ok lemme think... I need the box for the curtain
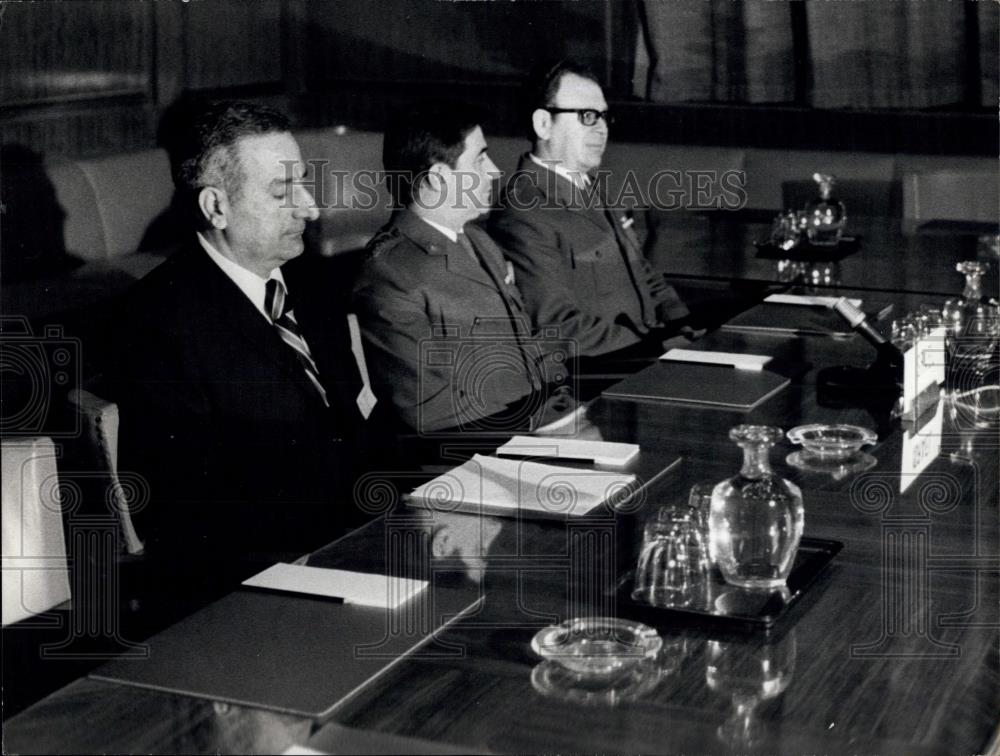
[808,2,965,109]
[633,1,794,103]
[979,0,998,108]
[635,0,996,109]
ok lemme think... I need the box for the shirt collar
[197,232,285,322]
[417,216,459,244]
[529,153,591,189]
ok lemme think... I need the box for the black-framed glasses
[545,107,613,127]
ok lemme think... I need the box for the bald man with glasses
[492,61,694,361]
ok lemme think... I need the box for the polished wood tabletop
[5,289,998,751]
[650,210,1000,298]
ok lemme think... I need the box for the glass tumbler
[632,512,710,608]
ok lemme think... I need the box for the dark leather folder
[601,361,789,411]
[91,585,481,718]
[721,301,892,339]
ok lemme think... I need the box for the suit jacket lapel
[186,244,332,408]
[394,211,497,291]
[466,224,529,318]
[516,154,610,234]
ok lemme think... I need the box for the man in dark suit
[110,101,381,614]
[353,101,572,435]
[491,61,694,359]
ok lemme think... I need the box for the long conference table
[5,213,999,755]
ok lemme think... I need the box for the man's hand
[534,386,577,429]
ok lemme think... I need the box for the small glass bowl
[531,617,662,676]
[786,424,877,461]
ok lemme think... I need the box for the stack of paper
[496,435,639,468]
[409,454,636,518]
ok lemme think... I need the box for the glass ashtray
[530,659,662,706]
[531,617,662,676]
[786,424,877,461]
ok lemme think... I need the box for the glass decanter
[803,172,846,246]
[709,426,804,590]
[941,261,1000,394]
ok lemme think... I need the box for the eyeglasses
[544,108,614,127]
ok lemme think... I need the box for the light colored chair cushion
[66,388,144,555]
[1,436,71,626]
[76,149,175,260]
[902,170,999,224]
[46,160,107,261]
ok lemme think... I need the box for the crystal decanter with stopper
[941,261,1000,418]
[709,425,804,590]
[803,172,846,246]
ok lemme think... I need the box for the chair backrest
[66,388,144,555]
[903,170,999,224]
[1,436,71,626]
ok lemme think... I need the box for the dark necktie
[264,278,330,407]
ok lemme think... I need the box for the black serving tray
[615,536,843,631]
[754,237,860,261]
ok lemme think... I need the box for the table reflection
[705,629,798,750]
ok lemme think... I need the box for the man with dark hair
[110,100,380,616]
[353,100,572,434]
[491,61,693,359]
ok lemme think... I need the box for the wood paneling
[0,1,150,105]
[304,0,609,88]
[0,1,993,161]
[183,0,284,90]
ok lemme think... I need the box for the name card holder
[899,398,944,494]
[900,326,947,421]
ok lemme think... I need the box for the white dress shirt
[197,232,284,323]
[419,216,459,243]
[529,152,591,189]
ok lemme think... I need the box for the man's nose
[294,186,320,221]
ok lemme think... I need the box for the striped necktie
[264,278,330,407]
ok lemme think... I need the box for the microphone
[817,297,903,397]
[832,298,901,363]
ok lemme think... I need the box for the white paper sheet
[765,293,862,309]
[660,348,772,371]
[243,564,427,608]
[496,436,639,468]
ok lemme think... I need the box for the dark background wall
[0,0,996,160]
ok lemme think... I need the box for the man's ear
[197,186,228,230]
[422,162,449,195]
[532,108,552,141]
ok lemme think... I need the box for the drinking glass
[632,512,710,608]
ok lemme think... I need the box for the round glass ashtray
[786,424,877,461]
[530,659,662,706]
[786,450,877,480]
[531,617,662,676]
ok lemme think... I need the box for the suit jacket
[353,211,557,433]
[491,154,688,357]
[109,240,374,593]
